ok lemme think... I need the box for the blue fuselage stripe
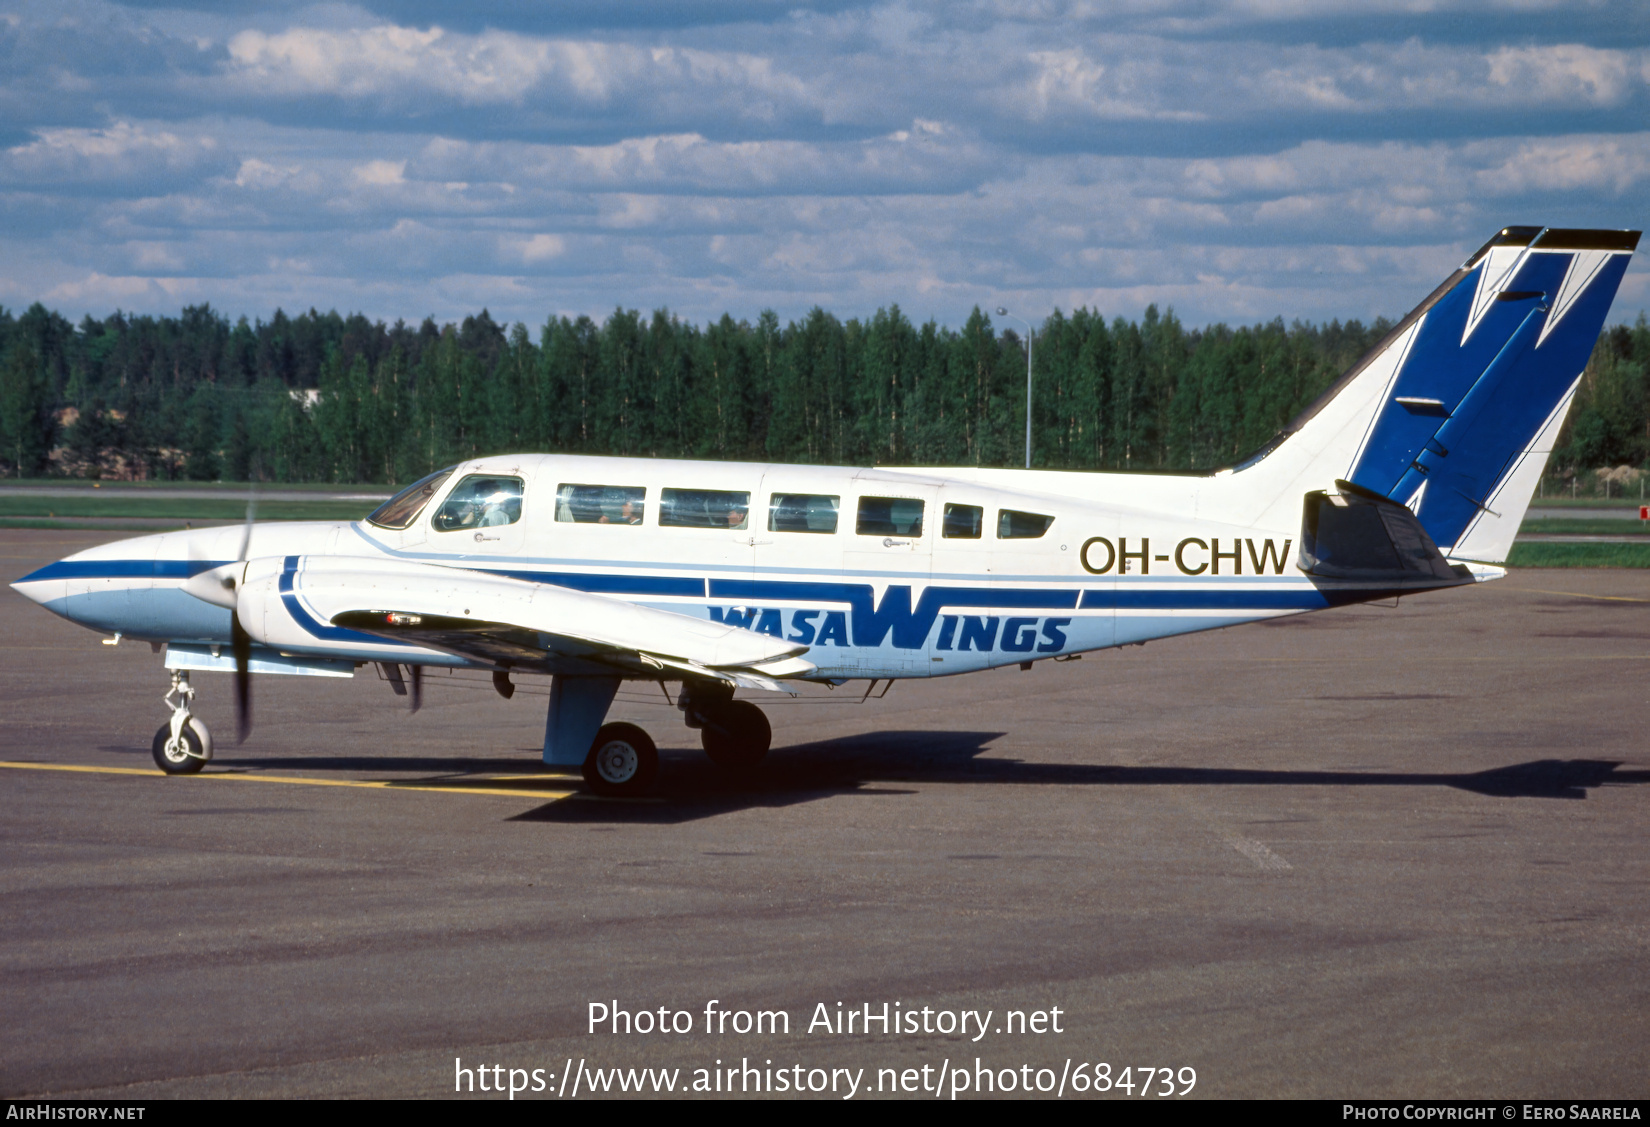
[21,559,1329,623]
[16,559,231,582]
[490,569,706,596]
[1085,589,1329,610]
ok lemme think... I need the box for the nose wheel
[152,670,213,775]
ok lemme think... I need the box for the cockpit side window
[366,467,456,529]
[432,475,525,532]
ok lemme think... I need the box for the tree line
[0,301,1645,485]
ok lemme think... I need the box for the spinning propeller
[230,489,256,742]
[180,492,257,741]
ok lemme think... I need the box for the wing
[239,555,815,689]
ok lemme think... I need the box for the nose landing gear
[152,670,213,775]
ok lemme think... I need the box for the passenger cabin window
[432,474,524,532]
[661,488,750,530]
[367,466,455,529]
[769,493,839,534]
[943,503,983,539]
[556,483,645,525]
[998,509,1054,539]
[857,496,924,537]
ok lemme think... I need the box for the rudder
[1235,226,1639,563]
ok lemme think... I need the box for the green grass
[0,478,388,494]
[1517,518,1650,535]
[1525,495,1648,509]
[1506,541,1650,568]
[0,497,375,520]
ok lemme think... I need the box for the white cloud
[1471,136,1650,195]
[227,25,555,104]
[41,271,195,304]
[516,233,566,263]
[233,157,313,190]
[1013,47,1208,121]
[1485,44,1636,106]
[1,122,219,183]
[351,159,405,186]
[222,23,813,116]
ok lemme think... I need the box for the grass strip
[1518,519,1650,535]
[1524,496,1648,510]
[0,479,390,494]
[1506,541,1650,568]
[0,497,373,520]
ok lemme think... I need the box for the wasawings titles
[588,1000,1066,1042]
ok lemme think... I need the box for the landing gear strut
[680,680,771,771]
[151,669,213,775]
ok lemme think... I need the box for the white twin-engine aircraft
[10,227,1641,795]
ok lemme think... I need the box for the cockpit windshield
[366,467,456,529]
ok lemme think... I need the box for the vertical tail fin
[1236,226,1639,562]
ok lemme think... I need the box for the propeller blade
[409,665,423,713]
[237,487,258,562]
[232,483,257,742]
[232,613,253,743]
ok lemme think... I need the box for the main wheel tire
[582,722,659,797]
[701,700,771,771]
[151,723,206,775]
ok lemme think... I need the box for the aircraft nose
[9,562,69,610]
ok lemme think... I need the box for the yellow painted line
[0,760,576,800]
[1507,587,1650,604]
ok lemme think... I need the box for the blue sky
[2,0,1647,331]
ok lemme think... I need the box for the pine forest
[1,301,1647,487]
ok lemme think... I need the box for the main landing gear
[572,679,772,798]
[680,680,771,771]
[582,723,659,797]
[152,669,213,775]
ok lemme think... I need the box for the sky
[2,0,1648,333]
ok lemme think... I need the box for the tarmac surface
[1,529,1647,1100]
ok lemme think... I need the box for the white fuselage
[12,453,1350,681]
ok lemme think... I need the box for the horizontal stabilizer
[1299,482,1471,588]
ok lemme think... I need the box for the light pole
[996,306,1034,469]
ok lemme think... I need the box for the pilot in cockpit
[479,499,511,526]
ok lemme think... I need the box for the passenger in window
[601,499,642,525]
[725,502,748,530]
